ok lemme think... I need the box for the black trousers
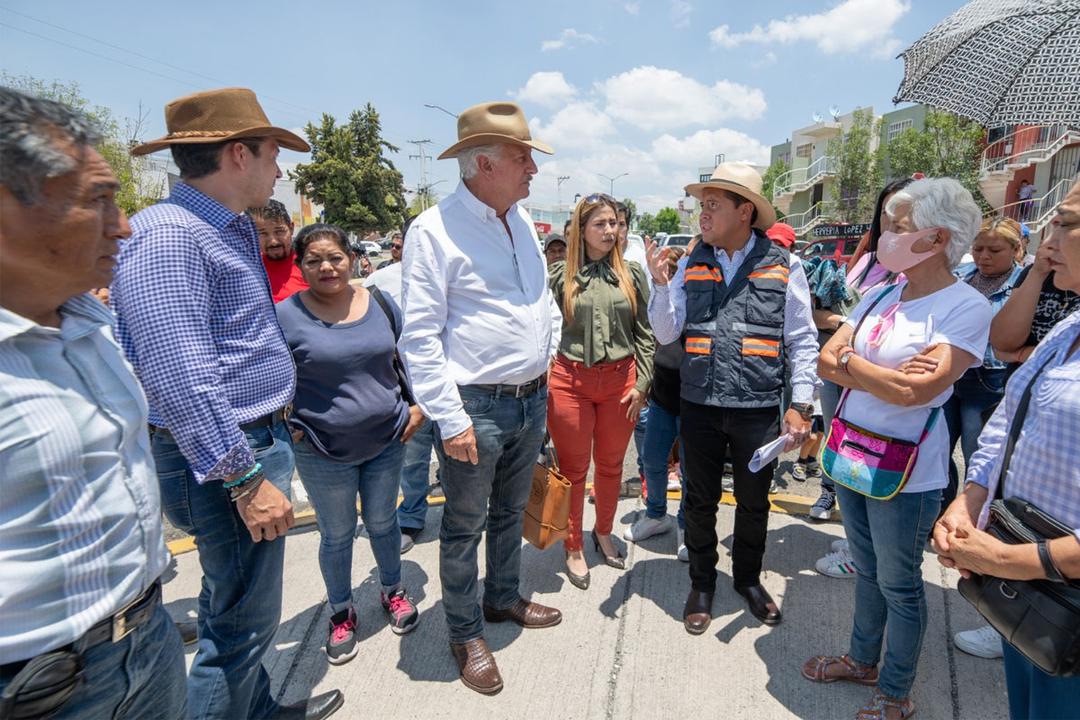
[680,400,779,592]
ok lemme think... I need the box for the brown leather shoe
[683,590,714,635]
[735,584,782,625]
[482,599,562,629]
[450,638,503,695]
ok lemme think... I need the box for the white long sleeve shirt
[647,234,820,404]
[400,181,562,438]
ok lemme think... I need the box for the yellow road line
[166,488,833,557]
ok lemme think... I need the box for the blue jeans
[944,367,1006,507]
[434,384,547,643]
[836,484,941,699]
[819,380,842,493]
[642,400,686,528]
[1002,640,1080,719]
[633,402,649,476]
[0,604,186,720]
[152,421,294,720]
[294,437,405,604]
[398,420,437,531]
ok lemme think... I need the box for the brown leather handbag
[523,440,571,550]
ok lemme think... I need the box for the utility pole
[408,139,433,211]
[556,175,571,212]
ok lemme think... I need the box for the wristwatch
[789,402,814,421]
[839,349,856,372]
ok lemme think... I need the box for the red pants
[547,354,637,552]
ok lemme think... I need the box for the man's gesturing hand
[645,240,672,286]
[443,426,479,465]
[235,480,295,542]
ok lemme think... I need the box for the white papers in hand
[748,433,793,473]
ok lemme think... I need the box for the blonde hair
[978,216,1022,250]
[561,195,637,323]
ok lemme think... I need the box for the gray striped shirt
[0,294,169,663]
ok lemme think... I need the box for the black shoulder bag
[957,355,1080,677]
[369,286,416,406]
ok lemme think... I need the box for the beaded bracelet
[223,463,262,489]
[228,473,265,503]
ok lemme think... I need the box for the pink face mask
[877,228,940,273]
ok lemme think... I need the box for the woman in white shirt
[801,178,992,720]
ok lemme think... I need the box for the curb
[166,488,835,557]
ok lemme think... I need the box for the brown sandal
[801,654,880,686]
[855,691,915,720]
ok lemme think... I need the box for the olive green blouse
[548,258,656,393]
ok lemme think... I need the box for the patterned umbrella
[894,0,1080,126]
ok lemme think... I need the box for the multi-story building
[979,124,1080,245]
[768,105,929,242]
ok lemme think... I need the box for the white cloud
[541,28,599,52]
[529,102,616,151]
[598,66,766,131]
[624,2,640,15]
[511,72,578,109]
[671,0,692,28]
[651,129,771,168]
[709,0,910,57]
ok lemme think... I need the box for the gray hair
[885,177,981,269]
[456,143,503,180]
[0,86,103,205]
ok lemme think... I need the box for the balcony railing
[784,200,837,236]
[986,174,1079,234]
[981,125,1079,176]
[773,155,839,201]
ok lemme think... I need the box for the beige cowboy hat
[684,161,776,231]
[437,101,554,160]
[131,87,310,156]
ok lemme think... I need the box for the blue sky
[1,0,969,212]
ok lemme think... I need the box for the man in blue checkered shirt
[111,88,343,720]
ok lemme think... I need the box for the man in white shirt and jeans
[401,102,563,696]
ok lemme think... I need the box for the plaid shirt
[968,309,1080,541]
[111,183,295,483]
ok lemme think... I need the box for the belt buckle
[111,586,148,642]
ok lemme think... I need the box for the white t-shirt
[839,279,992,493]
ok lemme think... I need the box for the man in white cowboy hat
[110,88,344,720]
[646,162,819,633]
[400,101,564,695]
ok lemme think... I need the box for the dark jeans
[398,420,437,531]
[819,379,842,493]
[1002,640,1080,719]
[680,401,779,591]
[434,384,547,643]
[0,604,186,720]
[152,421,294,720]
[633,402,649,476]
[642,399,686,528]
[943,367,1006,508]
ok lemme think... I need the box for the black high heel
[591,529,626,570]
[564,551,590,590]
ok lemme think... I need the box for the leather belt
[465,374,547,399]
[150,408,287,439]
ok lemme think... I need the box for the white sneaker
[815,548,857,578]
[667,465,682,491]
[830,538,849,554]
[624,515,671,543]
[954,625,1003,659]
[676,527,688,562]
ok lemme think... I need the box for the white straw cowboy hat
[132,87,310,156]
[437,101,554,160]
[684,161,777,231]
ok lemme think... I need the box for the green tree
[883,110,988,209]
[655,207,681,234]
[620,197,638,225]
[1,72,163,215]
[760,158,789,220]
[828,108,882,224]
[290,104,406,234]
[407,185,440,216]
[637,211,658,236]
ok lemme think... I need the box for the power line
[0,11,316,122]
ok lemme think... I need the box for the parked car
[798,237,862,265]
[361,241,382,256]
[662,234,694,248]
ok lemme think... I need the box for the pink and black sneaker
[380,587,419,635]
[325,607,359,665]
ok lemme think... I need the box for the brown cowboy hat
[131,87,310,156]
[437,101,553,160]
[684,161,777,231]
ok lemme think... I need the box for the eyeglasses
[581,193,616,206]
[390,244,403,250]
